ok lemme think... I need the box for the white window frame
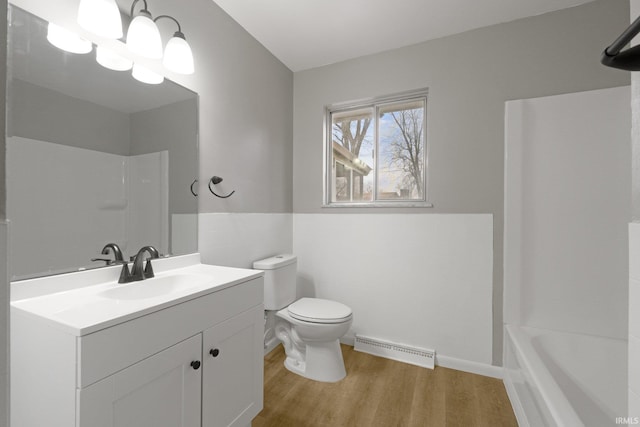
[323,88,432,207]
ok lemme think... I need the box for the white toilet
[253,254,353,382]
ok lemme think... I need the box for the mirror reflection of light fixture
[127,0,163,59]
[132,63,164,84]
[96,46,134,71]
[77,0,123,39]
[154,15,194,75]
[75,0,196,83]
[46,23,92,54]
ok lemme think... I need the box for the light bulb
[163,33,194,74]
[47,23,92,54]
[77,0,123,39]
[126,10,163,59]
[96,46,133,71]
[132,63,164,85]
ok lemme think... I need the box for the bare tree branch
[388,109,424,196]
[333,117,371,156]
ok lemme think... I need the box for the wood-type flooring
[253,344,518,427]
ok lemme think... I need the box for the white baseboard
[312,336,503,379]
[340,335,355,346]
[354,334,435,369]
[435,354,503,379]
[264,338,280,356]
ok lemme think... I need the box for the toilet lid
[287,298,352,324]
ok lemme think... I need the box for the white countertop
[10,254,264,336]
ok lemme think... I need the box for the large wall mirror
[7,5,199,281]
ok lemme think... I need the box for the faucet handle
[144,259,155,278]
[91,257,113,265]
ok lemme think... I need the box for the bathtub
[503,325,627,427]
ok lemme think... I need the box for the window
[324,89,430,207]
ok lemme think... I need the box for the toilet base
[283,339,346,383]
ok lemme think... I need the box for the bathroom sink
[100,274,209,300]
[10,254,265,336]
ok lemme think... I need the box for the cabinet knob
[209,348,220,357]
[191,360,201,370]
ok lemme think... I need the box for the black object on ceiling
[601,15,640,71]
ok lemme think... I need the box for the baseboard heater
[354,334,435,369]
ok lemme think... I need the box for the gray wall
[0,1,4,219]
[293,0,630,364]
[149,0,294,214]
[10,79,131,155]
[1,0,7,424]
[130,99,198,216]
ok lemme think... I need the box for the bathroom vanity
[10,254,264,427]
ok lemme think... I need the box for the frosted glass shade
[77,0,123,39]
[163,35,194,75]
[126,11,163,59]
[132,63,164,85]
[47,23,92,54]
[96,46,133,71]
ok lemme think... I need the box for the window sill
[321,201,434,208]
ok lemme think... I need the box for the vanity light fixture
[46,23,92,54]
[126,0,163,59]
[155,15,195,75]
[75,0,196,82]
[132,63,164,84]
[96,46,134,71]
[77,0,123,39]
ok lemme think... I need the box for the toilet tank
[253,254,297,310]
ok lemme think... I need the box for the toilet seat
[287,298,352,324]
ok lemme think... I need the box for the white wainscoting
[198,212,494,370]
[0,222,8,427]
[172,214,198,256]
[198,213,293,269]
[630,223,640,419]
[293,213,494,366]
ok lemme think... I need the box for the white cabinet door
[202,305,264,427]
[77,334,202,427]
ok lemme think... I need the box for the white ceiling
[212,0,596,72]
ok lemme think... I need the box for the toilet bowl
[275,298,352,382]
[253,255,353,383]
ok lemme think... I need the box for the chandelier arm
[154,14,182,34]
[130,0,149,18]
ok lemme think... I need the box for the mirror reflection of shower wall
[6,6,199,280]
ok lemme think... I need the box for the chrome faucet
[119,245,160,283]
[92,243,124,265]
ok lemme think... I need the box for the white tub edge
[503,368,531,427]
[504,325,584,427]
